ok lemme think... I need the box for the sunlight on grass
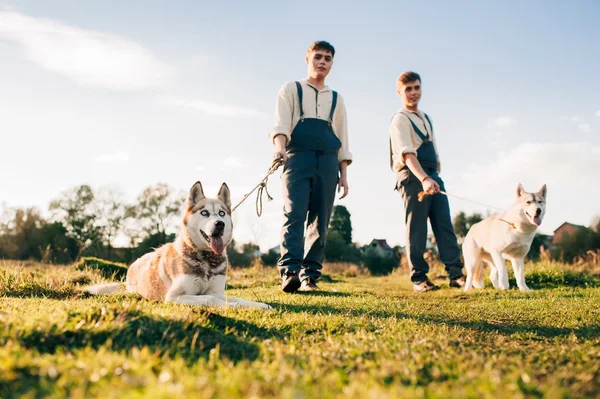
[0,259,599,398]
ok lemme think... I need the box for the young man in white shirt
[269,41,352,293]
[389,71,465,292]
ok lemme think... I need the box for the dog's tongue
[209,236,224,255]
[533,216,542,226]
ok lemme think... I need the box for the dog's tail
[472,259,485,289]
[84,282,126,295]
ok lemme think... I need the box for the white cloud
[0,10,174,90]
[223,156,246,168]
[157,95,268,119]
[454,142,600,232]
[595,110,600,118]
[487,116,517,128]
[578,123,591,133]
[96,151,129,162]
[561,116,592,133]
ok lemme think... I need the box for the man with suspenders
[269,41,352,293]
[389,71,465,292]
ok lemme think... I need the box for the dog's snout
[214,220,225,229]
[535,208,541,217]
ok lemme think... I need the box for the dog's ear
[217,182,231,210]
[188,181,205,209]
[537,184,547,200]
[516,183,525,198]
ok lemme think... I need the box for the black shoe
[413,280,440,293]
[299,278,319,292]
[281,271,301,293]
[449,275,466,288]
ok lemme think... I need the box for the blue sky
[1,0,599,250]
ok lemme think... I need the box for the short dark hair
[397,71,421,86]
[307,41,335,57]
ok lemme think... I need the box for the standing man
[269,41,352,293]
[389,71,465,292]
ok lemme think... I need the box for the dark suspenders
[403,112,432,142]
[295,81,337,122]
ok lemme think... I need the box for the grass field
[1,258,599,398]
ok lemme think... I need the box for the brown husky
[85,181,272,309]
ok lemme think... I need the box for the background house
[551,222,587,246]
[363,239,403,257]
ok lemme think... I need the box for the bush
[362,247,400,276]
[74,257,129,280]
[261,249,279,266]
[525,268,599,288]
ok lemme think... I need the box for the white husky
[462,183,547,292]
[85,181,271,309]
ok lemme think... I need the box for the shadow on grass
[282,301,600,340]
[0,285,80,300]
[14,309,285,366]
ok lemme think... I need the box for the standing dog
[462,183,547,292]
[85,181,272,309]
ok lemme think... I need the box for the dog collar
[499,219,517,229]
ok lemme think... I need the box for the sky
[1,0,599,251]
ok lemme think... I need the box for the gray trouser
[397,170,463,284]
[278,151,338,281]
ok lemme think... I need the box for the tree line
[0,183,185,264]
[1,183,598,268]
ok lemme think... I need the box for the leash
[231,157,283,216]
[418,190,506,211]
[419,190,517,229]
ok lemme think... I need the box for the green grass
[0,259,599,398]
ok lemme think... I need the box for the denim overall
[278,81,342,282]
[395,112,463,284]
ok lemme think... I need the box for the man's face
[399,80,421,108]
[306,49,333,80]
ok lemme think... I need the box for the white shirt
[269,79,352,164]
[389,108,441,173]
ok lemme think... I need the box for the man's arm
[269,83,294,163]
[334,94,351,199]
[338,160,349,199]
[404,154,440,195]
[389,113,439,195]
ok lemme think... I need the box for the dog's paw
[253,302,272,310]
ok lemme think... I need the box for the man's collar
[401,107,423,117]
[303,79,330,92]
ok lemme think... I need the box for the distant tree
[329,205,352,244]
[362,247,399,276]
[0,206,77,263]
[226,239,253,267]
[128,183,185,243]
[94,185,127,254]
[261,249,279,266]
[242,243,260,256]
[527,233,551,261]
[324,230,347,262]
[49,185,101,259]
[453,211,483,239]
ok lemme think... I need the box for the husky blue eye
[218,210,225,217]
[201,210,209,217]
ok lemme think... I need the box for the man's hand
[422,176,440,195]
[273,135,288,164]
[338,175,349,199]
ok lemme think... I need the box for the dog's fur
[85,181,271,309]
[462,183,547,292]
